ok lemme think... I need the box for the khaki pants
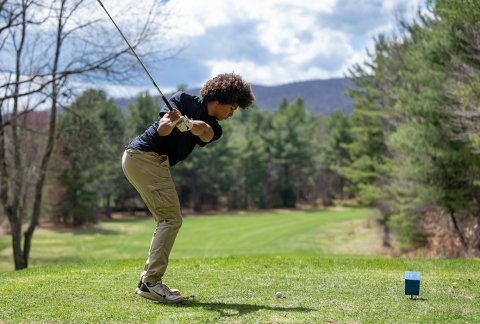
[122,149,182,284]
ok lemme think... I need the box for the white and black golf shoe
[136,276,182,296]
[136,279,185,303]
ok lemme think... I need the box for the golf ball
[275,291,283,298]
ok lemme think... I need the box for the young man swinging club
[122,72,255,303]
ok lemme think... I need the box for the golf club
[96,0,173,111]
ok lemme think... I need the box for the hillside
[115,77,354,115]
[251,77,354,114]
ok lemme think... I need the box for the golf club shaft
[96,0,173,110]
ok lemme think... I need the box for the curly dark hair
[200,73,255,109]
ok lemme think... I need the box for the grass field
[0,208,479,323]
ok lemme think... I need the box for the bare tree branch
[1,0,179,270]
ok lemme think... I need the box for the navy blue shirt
[127,92,222,166]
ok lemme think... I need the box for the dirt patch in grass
[330,218,394,256]
[296,214,395,257]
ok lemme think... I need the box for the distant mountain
[250,78,354,114]
[115,77,354,115]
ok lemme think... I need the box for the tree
[342,1,480,255]
[95,94,129,219]
[320,110,352,203]
[341,33,409,247]
[172,120,239,212]
[57,89,126,224]
[226,106,270,209]
[263,99,318,207]
[388,1,480,255]
[128,91,160,137]
[387,19,457,249]
[0,0,176,270]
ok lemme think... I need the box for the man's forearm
[191,120,213,142]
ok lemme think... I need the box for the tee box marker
[405,271,421,299]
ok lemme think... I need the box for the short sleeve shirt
[127,92,223,166]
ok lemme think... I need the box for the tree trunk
[379,206,392,248]
[105,194,112,219]
[4,0,28,270]
[10,212,27,269]
[22,0,63,266]
[382,222,392,248]
[472,216,480,256]
[192,172,202,212]
[449,211,467,252]
[339,177,344,200]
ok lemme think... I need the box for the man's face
[214,103,238,121]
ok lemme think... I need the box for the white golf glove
[175,115,193,132]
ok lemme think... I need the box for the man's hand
[167,109,182,127]
[176,116,193,132]
[157,108,182,136]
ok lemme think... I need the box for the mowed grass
[0,208,479,323]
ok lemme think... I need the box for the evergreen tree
[321,110,353,203]
[263,99,318,207]
[171,120,238,212]
[128,91,161,137]
[389,2,480,253]
[92,96,128,219]
[228,106,270,209]
[342,35,406,246]
[57,89,127,224]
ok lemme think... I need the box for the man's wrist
[176,116,193,132]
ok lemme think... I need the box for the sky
[96,0,426,97]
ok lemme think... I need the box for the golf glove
[176,115,193,132]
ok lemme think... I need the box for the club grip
[161,95,174,111]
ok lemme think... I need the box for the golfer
[122,73,255,303]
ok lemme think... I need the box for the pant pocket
[147,182,180,219]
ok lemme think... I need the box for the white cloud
[164,1,231,34]
[163,0,336,39]
[26,0,425,97]
[201,25,355,86]
[159,0,424,88]
[97,84,175,98]
[205,58,343,86]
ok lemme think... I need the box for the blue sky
[97,0,425,97]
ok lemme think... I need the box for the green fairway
[0,209,479,323]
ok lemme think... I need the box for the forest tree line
[51,90,348,220]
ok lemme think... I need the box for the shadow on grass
[41,227,121,236]
[38,217,151,236]
[172,300,315,318]
[37,222,122,235]
[102,216,150,224]
[408,297,429,301]
[71,227,120,236]
[27,256,91,268]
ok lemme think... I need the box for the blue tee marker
[405,271,421,299]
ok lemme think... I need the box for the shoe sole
[135,287,182,296]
